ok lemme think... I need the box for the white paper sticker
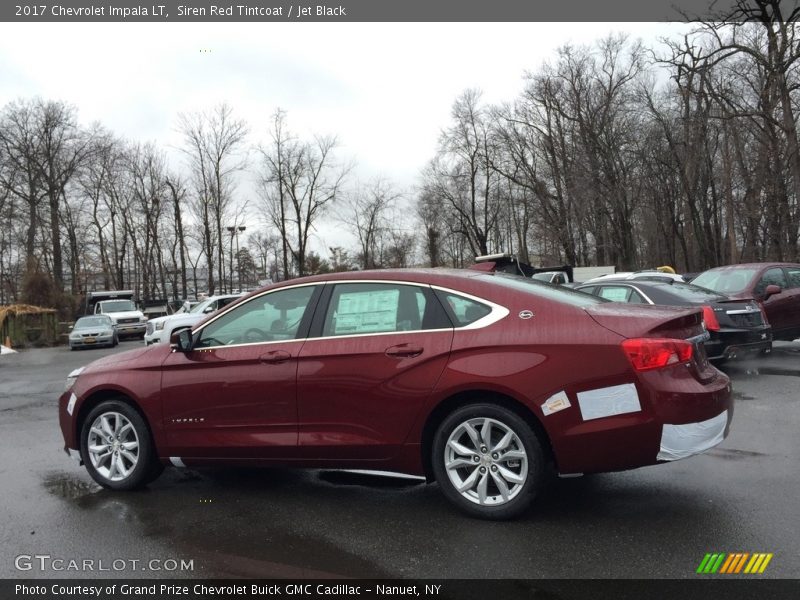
[577,383,641,421]
[542,391,571,416]
[658,410,728,461]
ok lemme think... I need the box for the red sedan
[59,269,732,519]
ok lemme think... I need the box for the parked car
[582,270,687,284]
[575,279,772,361]
[59,269,731,519]
[143,294,242,345]
[84,291,147,339]
[692,263,800,341]
[68,315,118,350]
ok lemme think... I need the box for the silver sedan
[68,315,118,350]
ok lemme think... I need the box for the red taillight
[621,338,694,371]
[701,305,720,331]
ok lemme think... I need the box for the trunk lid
[585,304,715,381]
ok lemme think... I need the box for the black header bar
[1,0,763,23]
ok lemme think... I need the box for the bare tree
[178,103,249,294]
[259,110,350,278]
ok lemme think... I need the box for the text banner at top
[2,0,760,22]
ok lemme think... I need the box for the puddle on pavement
[43,472,103,501]
[706,448,767,460]
[317,470,425,488]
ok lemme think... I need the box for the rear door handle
[385,344,423,358]
[260,350,291,364]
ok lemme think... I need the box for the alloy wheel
[87,412,140,482]
[444,417,528,506]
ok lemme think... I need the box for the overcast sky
[0,22,689,253]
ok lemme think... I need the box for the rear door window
[598,286,633,302]
[322,283,449,336]
[784,267,800,288]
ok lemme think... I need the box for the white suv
[144,294,243,345]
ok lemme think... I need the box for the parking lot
[0,340,798,579]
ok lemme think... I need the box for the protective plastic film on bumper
[657,410,728,461]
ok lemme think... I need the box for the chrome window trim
[429,285,510,330]
[187,279,509,351]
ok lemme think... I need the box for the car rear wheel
[80,400,162,490]
[432,403,544,520]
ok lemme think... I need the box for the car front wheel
[432,403,544,520]
[80,400,161,490]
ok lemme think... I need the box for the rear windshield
[692,268,759,294]
[488,273,608,307]
[658,282,727,302]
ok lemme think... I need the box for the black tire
[432,403,544,520]
[79,399,162,490]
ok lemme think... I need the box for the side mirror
[764,284,782,300]
[203,306,215,313]
[173,329,194,352]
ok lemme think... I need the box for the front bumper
[69,334,115,348]
[115,323,146,337]
[144,330,163,345]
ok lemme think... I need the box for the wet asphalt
[0,340,798,579]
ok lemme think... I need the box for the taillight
[621,338,694,371]
[701,305,720,331]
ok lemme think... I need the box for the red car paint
[692,262,800,341]
[59,269,732,477]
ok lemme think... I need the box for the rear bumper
[553,367,732,474]
[657,409,729,461]
[706,328,772,361]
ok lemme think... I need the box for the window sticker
[333,289,399,334]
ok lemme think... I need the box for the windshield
[490,273,607,307]
[75,316,111,328]
[99,300,135,312]
[691,268,759,294]
[189,298,214,313]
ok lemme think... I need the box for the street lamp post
[226,225,247,293]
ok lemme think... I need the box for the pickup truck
[83,291,147,339]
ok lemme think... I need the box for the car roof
[263,268,485,290]
[704,262,799,270]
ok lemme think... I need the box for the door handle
[259,350,291,364]
[385,344,423,358]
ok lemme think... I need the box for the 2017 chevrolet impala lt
[59,269,732,519]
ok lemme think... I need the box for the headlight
[102,330,113,336]
[65,366,85,391]
[69,332,81,339]
[140,316,148,323]
[155,321,165,330]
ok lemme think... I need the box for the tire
[113,334,119,347]
[432,403,544,520]
[79,399,162,490]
